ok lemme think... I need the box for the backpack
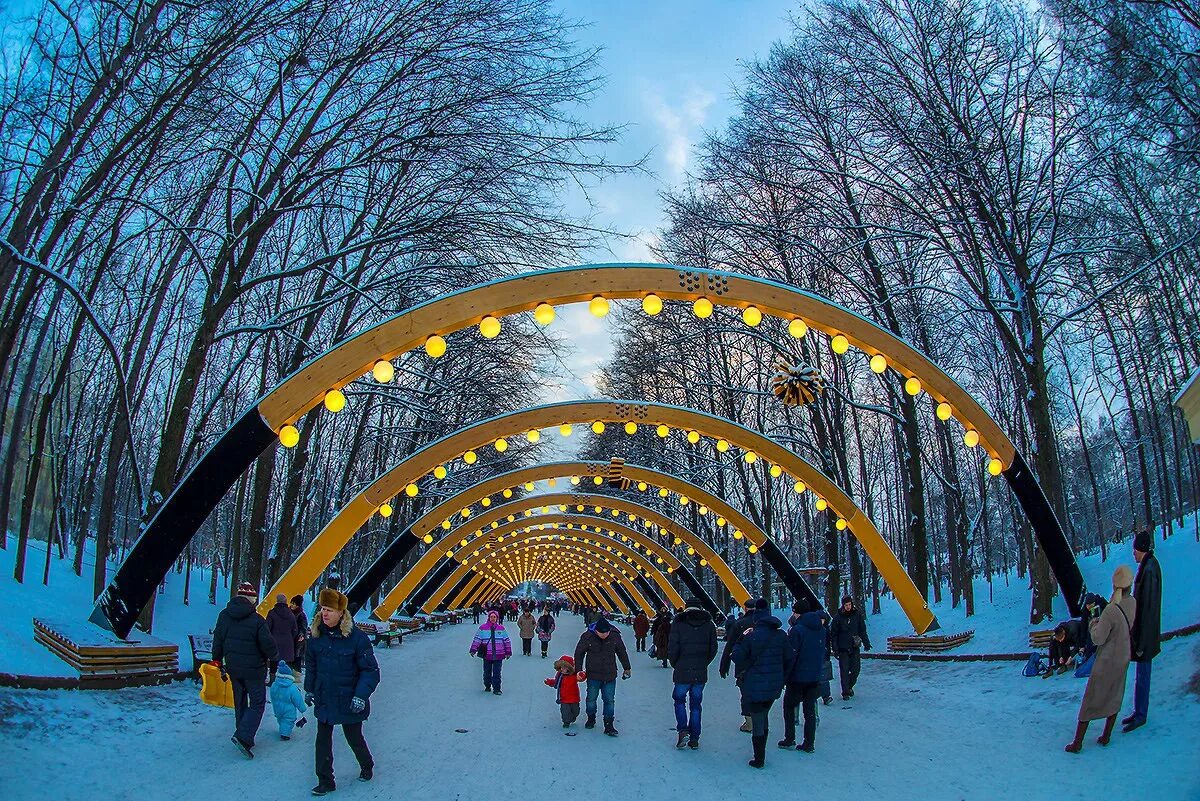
[1022,652,1045,677]
[1074,652,1095,678]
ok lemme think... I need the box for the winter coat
[667,608,718,684]
[212,596,278,678]
[632,614,650,637]
[266,602,299,663]
[270,665,307,735]
[293,607,309,644]
[719,612,752,678]
[1130,553,1162,661]
[651,613,673,653]
[573,623,631,683]
[830,607,872,652]
[545,656,586,704]
[470,622,513,660]
[517,613,537,639]
[303,614,380,726]
[731,612,792,703]
[786,611,830,684]
[537,613,556,642]
[1078,594,1136,722]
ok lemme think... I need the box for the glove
[218,664,228,683]
[719,669,728,679]
[305,693,315,707]
[296,716,307,728]
[350,697,366,714]
[621,669,631,680]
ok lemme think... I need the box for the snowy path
[1,614,1197,800]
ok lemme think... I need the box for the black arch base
[671,565,725,624]
[437,571,477,612]
[403,560,460,617]
[90,408,277,637]
[757,540,827,614]
[1004,451,1087,617]
[634,575,664,612]
[346,527,419,616]
[611,583,639,612]
[594,585,621,612]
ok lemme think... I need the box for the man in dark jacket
[667,598,718,749]
[212,581,278,758]
[574,617,632,736]
[719,601,754,732]
[305,588,381,796]
[731,599,792,768]
[1124,528,1162,733]
[289,595,309,672]
[266,593,298,682]
[830,595,871,700]
[780,599,830,751]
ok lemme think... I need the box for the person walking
[470,610,513,694]
[471,602,482,625]
[667,597,718,749]
[830,595,871,700]
[719,601,755,732]
[212,581,278,759]
[517,609,537,656]
[632,611,650,652]
[732,599,791,768]
[269,662,307,740]
[290,595,309,672]
[304,588,380,796]
[544,655,586,729]
[537,608,556,658]
[1124,528,1162,733]
[266,593,299,683]
[1066,565,1137,753]
[574,618,632,736]
[780,599,829,752]
[651,608,673,668]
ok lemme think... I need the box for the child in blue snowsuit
[270,661,307,739]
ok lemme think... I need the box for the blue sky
[545,0,797,408]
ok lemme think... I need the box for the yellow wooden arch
[265,400,933,632]
[455,548,641,612]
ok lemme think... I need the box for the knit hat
[275,662,293,677]
[290,595,304,607]
[594,618,612,633]
[753,597,769,610]
[841,595,854,606]
[318,587,348,612]
[1133,529,1153,553]
[1112,564,1133,590]
[553,655,575,673]
[792,598,811,615]
[236,581,257,600]
[487,610,500,622]
[684,597,703,609]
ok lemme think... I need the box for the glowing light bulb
[964,430,980,448]
[591,421,605,434]
[503,489,513,498]
[570,476,580,485]
[637,481,647,491]
[831,334,849,354]
[534,303,555,325]
[656,424,669,437]
[744,452,758,464]
[479,316,501,338]
[659,488,668,497]
[279,425,300,448]
[433,465,447,480]
[742,306,762,327]
[424,335,447,358]
[686,430,700,444]
[733,529,743,540]
[793,481,806,494]
[527,430,541,443]
[769,464,782,478]
[988,458,1003,476]
[463,450,477,464]
[693,297,713,318]
[372,360,395,383]
[323,389,346,413]
[788,319,808,338]
[593,476,603,485]
[905,377,921,396]
[494,438,508,452]
[715,439,729,453]
[379,503,393,518]
[642,294,663,315]
[405,483,419,498]
[870,354,887,373]
[560,424,572,437]
[624,421,637,435]
[748,544,758,554]
[815,498,828,512]
[836,518,847,531]
[589,296,610,317]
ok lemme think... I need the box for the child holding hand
[545,655,586,730]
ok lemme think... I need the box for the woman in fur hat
[304,588,381,795]
[1066,565,1137,753]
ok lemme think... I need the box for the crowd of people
[204,534,1164,791]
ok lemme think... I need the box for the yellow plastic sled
[199,662,234,708]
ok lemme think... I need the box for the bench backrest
[189,634,214,655]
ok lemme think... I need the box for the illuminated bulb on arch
[831,334,850,354]
[988,458,1004,476]
[936,402,953,421]
[742,306,762,327]
[870,354,887,373]
[559,424,572,437]
[463,450,477,464]
[788,319,808,338]
[433,465,447,480]
[905,377,922,396]
[964,429,980,448]
[748,544,759,554]
[642,294,663,315]
[479,316,501,339]
[624,421,637,435]
[815,498,828,512]
[379,503,393,518]
[405,483,418,498]
[592,421,605,434]
[656,424,669,438]
[502,488,513,498]
[534,303,555,325]
[323,390,346,413]
[279,425,300,448]
[769,464,782,478]
[836,518,847,531]
[593,475,603,485]
[794,481,807,494]
[424,335,446,358]
[422,534,434,544]
[527,429,541,443]
[589,296,610,317]
[494,438,508,452]
[744,452,758,464]
[686,430,700,444]
[372,360,394,383]
[636,481,647,491]
[693,297,713,318]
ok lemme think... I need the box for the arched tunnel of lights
[90,265,1085,639]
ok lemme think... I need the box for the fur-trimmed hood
[311,611,354,638]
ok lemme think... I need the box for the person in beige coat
[517,610,537,656]
[1066,565,1137,753]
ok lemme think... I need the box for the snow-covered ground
[1,613,1197,801]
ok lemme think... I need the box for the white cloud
[641,84,716,183]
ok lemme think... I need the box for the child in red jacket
[545,655,586,729]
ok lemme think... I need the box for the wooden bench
[189,634,214,681]
[391,617,421,632]
[355,622,412,648]
[1028,629,1055,650]
[887,631,974,653]
[417,615,443,631]
[34,617,179,688]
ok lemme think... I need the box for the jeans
[837,648,861,695]
[483,659,503,691]
[522,638,532,656]
[1133,660,1151,721]
[540,640,550,657]
[635,636,646,652]
[672,683,704,739]
[315,721,373,787]
[783,681,820,745]
[585,678,616,721]
[231,671,267,747]
[742,699,774,737]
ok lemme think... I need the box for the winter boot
[688,737,699,750]
[585,714,596,729]
[739,716,752,733]
[1065,721,1088,753]
[310,783,335,796]
[1097,715,1117,746]
[231,735,254,759]
[777,737,795,748]
[359,767,373,782]
[603,719,618,737]
[676,731,689,749]
[748,735,766,768]
[797,742,814,753]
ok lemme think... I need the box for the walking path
[1,615,1197,800]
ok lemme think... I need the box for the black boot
[676,731,688,749]
[748,735,766,768]
[604,719,618,737]
[585,714,596,729]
